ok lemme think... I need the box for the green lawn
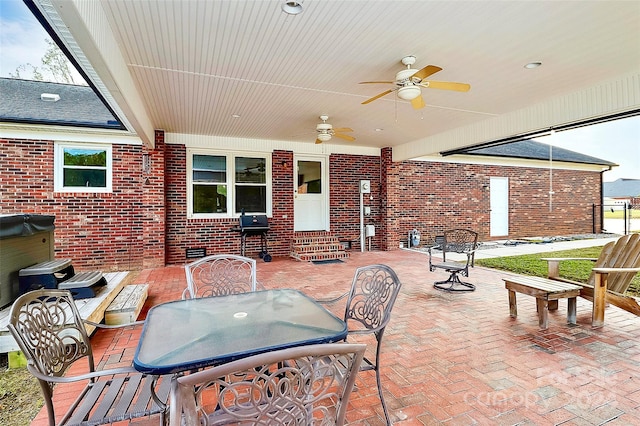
[475,246,640,296]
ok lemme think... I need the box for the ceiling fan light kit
[317,133,332,142]
[397,85,421,100]
[359,56,471,109]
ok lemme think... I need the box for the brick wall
[164,149,297,265]
[1,133,604,269]
[163,150,383,263]
[0,135,166,271]
[329,153,381,251]
[142,131,166,268]
[384,158,603,248]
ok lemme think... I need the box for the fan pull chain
[549,141,554,212]
[394,96,398,123]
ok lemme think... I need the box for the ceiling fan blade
[332,127,353,133]
[359,81,394,84]
[315,138,323,144]
[334,133,356,142]
[422,80,471,92]
[411,94,426,110]
[362,89,393,104]
[412,65,442,81]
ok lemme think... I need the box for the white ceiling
[31,0,640,159]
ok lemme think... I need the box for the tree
[9,38,85,85]
[9,63,44,81]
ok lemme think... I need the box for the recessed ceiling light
[231,114,240,118]
[524,62,542,69]
[281,1,303,15]
[375,128,383,132]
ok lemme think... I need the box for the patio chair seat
[8,289,170,426]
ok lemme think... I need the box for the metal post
[624,203,628,235]
[360,191,365,252]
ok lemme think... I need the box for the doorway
[490,177,509,236]
[294,156,328,231]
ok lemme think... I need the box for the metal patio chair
[183,254,259,299]
[8,289,170,426]
[169,343,366,425]
[335,264,403,426]
[428,228,479,292]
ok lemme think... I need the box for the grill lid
[239,214,269,230]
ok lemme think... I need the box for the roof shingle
[0,78,122,129]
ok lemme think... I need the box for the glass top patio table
[133,289,348,375]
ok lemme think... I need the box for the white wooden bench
[503,275,581,329]
[105,284,149,325]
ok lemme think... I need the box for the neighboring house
[603,178,640,209]
[0,78,616,271]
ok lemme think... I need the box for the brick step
[291,236,341,245]
[291,250,346,258]
[290,232,349,262]
[293,231,332,237]
[292,251,350,262]
[291,243,345,253]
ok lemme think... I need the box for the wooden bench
[503,275,581,329]
[105,284,148,325]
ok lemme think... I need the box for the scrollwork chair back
[183,254,258,299]
[343,264,402,426]
[169,343,366,425]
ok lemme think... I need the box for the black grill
[236,213,271,262]
[239,214,269,232]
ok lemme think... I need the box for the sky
[0,0,51,78]
[539,116,640,182]
[1,0,639,182]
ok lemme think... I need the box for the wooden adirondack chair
[544,233,640,326]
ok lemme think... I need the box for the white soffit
[414,155,613,174]
[0,123,143,145]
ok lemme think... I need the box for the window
[54,143,112,192]
[188,150,271,218]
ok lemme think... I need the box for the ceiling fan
[315,115,355,144]
[360,56,471,109]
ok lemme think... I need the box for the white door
[490,177,509,236]
[294,156,328,231]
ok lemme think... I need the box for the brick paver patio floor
[30,249,640,425]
